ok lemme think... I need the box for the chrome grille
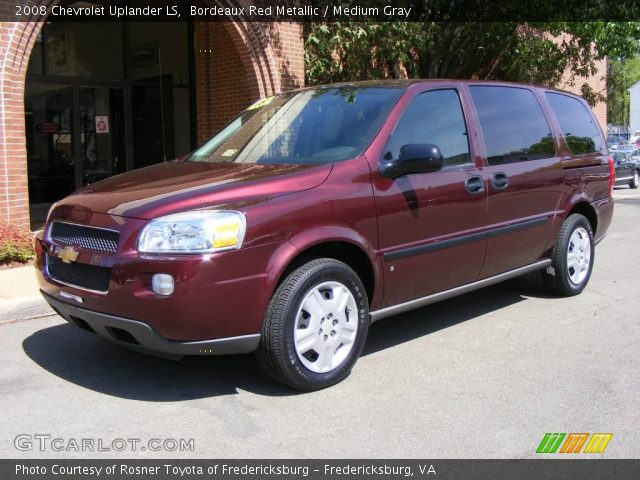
[49,222,119,253]
[46,255,111,293]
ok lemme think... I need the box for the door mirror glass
[380,144,444,178]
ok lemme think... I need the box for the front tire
[256,258,369,391]
[630,170,639,189]
[542,213,594,296]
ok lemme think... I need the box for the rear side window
[385,89,471,168]
[469,86,555,165]
[545,92,603,155]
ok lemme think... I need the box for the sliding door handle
[491,172,509,189]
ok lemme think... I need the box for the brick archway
[0,1,304,227]
[0,8,45,226]
[194,21,270,142]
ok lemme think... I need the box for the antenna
[158,46,167,162]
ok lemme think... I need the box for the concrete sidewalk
[0,265,53,325]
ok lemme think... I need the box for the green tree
[607,57,640,125]
[305,21,640,106]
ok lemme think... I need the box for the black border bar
[3,459,640,480]
[5,0,640,22]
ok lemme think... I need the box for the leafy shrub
[0,224,35,264]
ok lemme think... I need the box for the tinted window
[612,152,627,162]
[469,86,555,165]
[384,89,471,168]
[545,92,603,155]
[188,87,402,165]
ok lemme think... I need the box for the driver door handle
[464,176,485,194]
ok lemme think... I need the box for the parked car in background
[607,135,624,150]
[34,80,614,390]
[630,131,640,147]
[613,143,636,155]
[612,151,640,189]
[607,133,628,149]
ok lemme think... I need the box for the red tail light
[608,156,615,196]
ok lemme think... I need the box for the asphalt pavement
[0,188,638,458]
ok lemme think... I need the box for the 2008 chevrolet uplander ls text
[35,80,614,391]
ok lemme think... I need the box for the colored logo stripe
[584,433,613,453]
[560,433,589,453]
[536,433,565,453]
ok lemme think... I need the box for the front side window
[545,92,603,155]
[188,87,403,165]
[469,86,555,165]
[383,89,471,168]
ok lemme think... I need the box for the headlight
[137,210,246,254]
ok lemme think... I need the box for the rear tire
[630,170,639,189]
[542,214,594,296]
[256,258,369,391]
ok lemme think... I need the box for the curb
[0,265,54,325]
[0,295,55,325]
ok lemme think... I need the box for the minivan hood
[53,161,332,220]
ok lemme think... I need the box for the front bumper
[35,210,278,341]
[42,291,261,358]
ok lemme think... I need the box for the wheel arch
[265,229,382,310]
[567,200,598,235]
[545,195,600,255]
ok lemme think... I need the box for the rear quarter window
[469,86,555,165]
[545,92,603,155]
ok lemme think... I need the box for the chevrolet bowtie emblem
[53,245,80,264]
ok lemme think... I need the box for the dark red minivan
[35,80,614,390]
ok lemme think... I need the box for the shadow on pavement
[22,326,292,400]
[363,272,547,356]
[23,272,553,400]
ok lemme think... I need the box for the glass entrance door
[132,77,174,169]
[79,87,126,185]
[25,84,75,225]
[26,85,126,227]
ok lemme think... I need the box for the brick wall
[194,22,257,143]
[193,21,304,143]
[267,22,305,92]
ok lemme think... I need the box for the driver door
[371,87,488,307]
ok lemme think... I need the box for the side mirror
[380,144,444,179]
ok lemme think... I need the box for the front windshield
[187,87,403,165]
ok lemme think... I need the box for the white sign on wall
[95,116,109,134]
